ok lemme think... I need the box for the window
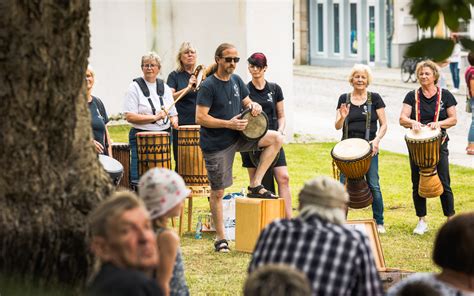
[334,3,340,53]
[350,3,357,54]
[318,3,324,52]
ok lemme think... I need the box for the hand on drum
[249,102,262,116]
[411,120,423,130]
[170,116,179,129]
[228,114,248,131]
[339,103,350,119]
[93,140,104,154]
[427,122,441,130]
[369,138,380,156]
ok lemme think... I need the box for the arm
[370,108,387,155]
[399,103,422,130]
[427,106,457,129]
[470,78,474,98]
[105,126,112,157]
[241,96,262,116]
[276,101,286,135]
[196,104,247,131]
[156,231,179,296]
[125,111,166,125]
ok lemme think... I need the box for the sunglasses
[221,57,240,63]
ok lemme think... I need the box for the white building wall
[90,0,293,137]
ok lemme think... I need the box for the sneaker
[451,88,459,94]
[377,225,386,234]
[413,220,428,235]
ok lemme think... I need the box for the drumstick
[165,85,193,114]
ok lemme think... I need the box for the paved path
[292,65,474,169]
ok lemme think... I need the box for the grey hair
[348,63,373,86]
[87,65,95,77]
[141,51,161,68]
[299,204,346,225]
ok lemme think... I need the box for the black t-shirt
[89,96,109,153]
[167,70,197,125]
[403,88,457,127]
[86,263,163,296]
[196,74,249,153]
[336,92,385,140]
[247,81,284,131]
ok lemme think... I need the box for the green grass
[8,125,469,295]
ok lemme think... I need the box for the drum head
[99,155,123,174]
[178,125,200,131]
[405,126,441,141]
[332,138,371,160]
[240,109,269,141]
[136,131,170,137]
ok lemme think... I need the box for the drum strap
[133,77,167,124]
[267,82,279,130]
[343,92,372,141]
[415,87,442,123]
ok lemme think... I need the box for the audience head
[468,52,474,66]
[298,176,348,224]
[86,65,95,92]
[395,280,442,296]
[138,168,191,220]
[88,191,158,271]
[244,264,311,296]
[432,212,474,275]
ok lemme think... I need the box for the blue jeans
[340,154,384,225]
[449,62,460,89]
[469,98,474,143]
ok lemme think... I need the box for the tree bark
[0,0,112,287]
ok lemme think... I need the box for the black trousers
[409,142,455,217]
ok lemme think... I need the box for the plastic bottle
[195,219,202,239]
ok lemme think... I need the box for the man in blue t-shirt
[196,43,284,252]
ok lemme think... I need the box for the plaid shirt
[248,212,383,296]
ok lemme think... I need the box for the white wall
[90,0,294,137]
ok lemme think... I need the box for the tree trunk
[0,0,112,287]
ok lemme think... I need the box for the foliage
[406,0,474,61]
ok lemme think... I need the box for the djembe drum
[177,125,209,186]
[136,131,171,177]
[98,155,123,186]
[405,127,443,198]
[331,138,373,209]
[240,109,269,141]
[112,142,130,189]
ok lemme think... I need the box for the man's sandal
[247,185,278,199]
[214,239,230,253]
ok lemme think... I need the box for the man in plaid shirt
[248,176,383,295]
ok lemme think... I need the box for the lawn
[109,124,474,295]
[2,124,472,295]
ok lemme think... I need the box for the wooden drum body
[136,131,171,177]
[405,127,443,198]
[112,142,130,189]
[177,125,209,186]
[331,138,373,209]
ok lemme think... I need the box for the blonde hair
[348,63,373,86]
[141,51,161,68]
[415,59,440,85]
[176,42,196,72]
[87,65,95,77]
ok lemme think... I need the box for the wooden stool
[175,185,210,236]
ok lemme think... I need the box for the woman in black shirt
[335,64,387,233]
[399,60,457,235]
[241,52,292,218]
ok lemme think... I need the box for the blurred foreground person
[86,192,162,296]
[387,212,474,295]
[248,176,383,295]
[244,264,311,296]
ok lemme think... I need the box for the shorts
[241,147,287,168]
[203,137,259,190]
